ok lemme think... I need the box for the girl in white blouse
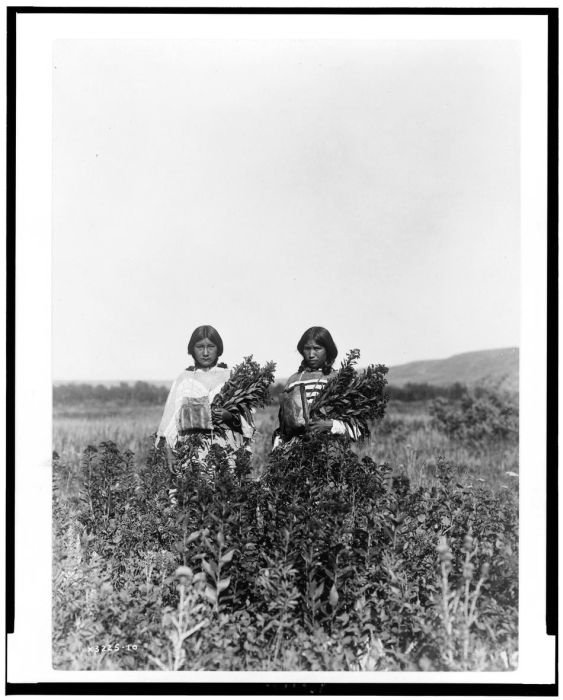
[156,325,254,458]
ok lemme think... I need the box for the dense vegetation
[52,386,518,671]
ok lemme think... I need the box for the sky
[52,38,520,381]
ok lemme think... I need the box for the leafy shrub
[53,430,518,671]
[430,387,518,444]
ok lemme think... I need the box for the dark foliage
[387,382,468,402]
[53,381,170,406]
[211,356,276,430]
[430,387,518,444]
[309,349,389,438]
[53,431,518,671]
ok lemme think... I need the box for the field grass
[54,404,162,467]
[54,399,518,490]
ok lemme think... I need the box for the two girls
[156,324,360,458]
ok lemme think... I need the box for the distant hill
[387,348,518,392]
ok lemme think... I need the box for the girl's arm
[212,407,255,438]
[308,419,333,434]
[212,407,242,432]
[156,375,183,447]
[330,419,362,440]
[240,410,255,439]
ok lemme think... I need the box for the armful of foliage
[308,348,389,439]
[211,356,276,433]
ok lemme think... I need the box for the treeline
[271,381,468,402]
[54,380,469,406]
[386,382,468,401]
[53,381,170,406]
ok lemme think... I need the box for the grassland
[54,399,518,490]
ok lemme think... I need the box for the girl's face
[302,341,327,370]
[192,338,219,368]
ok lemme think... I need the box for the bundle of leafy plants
[212,356,276,431]
[309,349,389,438]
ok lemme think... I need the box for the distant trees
[53,381,170,406]
[386,382,468,402]
[53,379,473,407]
[269,381,468,405]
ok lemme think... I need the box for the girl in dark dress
[273,326,360,448]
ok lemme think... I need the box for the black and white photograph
[7,5,556,690]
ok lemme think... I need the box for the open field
[53,392,518,671]
[54,399,518,490]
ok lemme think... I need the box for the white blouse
[157,366,253,449]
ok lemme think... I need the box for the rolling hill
[387,348,518,392]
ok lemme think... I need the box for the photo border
[5,4,558,696]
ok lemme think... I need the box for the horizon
[53,345,519,384]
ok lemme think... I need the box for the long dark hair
[297,326,338,375]
[187,325,224,367]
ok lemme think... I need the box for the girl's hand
[308,419,333,434]
[212,407,236,426]
[212,407,244,432]
[212,407,229,423]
